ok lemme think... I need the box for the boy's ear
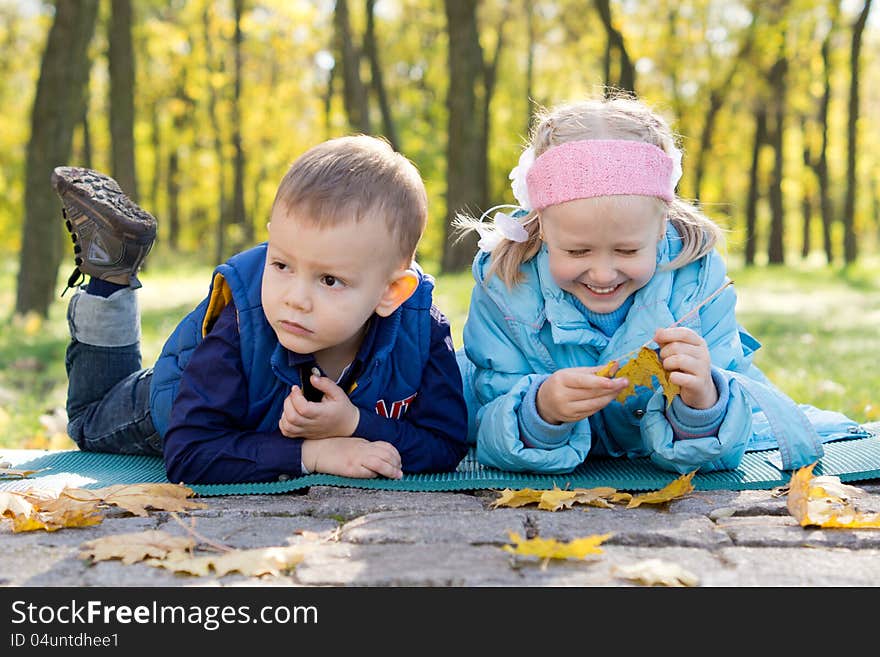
[375,269,419,317]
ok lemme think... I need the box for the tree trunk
[335,0,370,134]
[766,54,787,265]
[79,84,92,168]
[108,0,138,201]
[166,149,180,251]
[524,0,536,138]
[16,0,99,317]
[842,0,873,264]
[203,6,228,264]
[812,9,837,265]
[745,106,767,267]
[442,0,483,272]
[230,0,248,249]
[800,116,812,259]
[693,16,756,202]
[593,0,635,94]
[364,0,398,150]
[149,100,161,216]
[480,8,509,203]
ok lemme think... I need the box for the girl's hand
[536,366,629,425]
[654,327,718,409]
[279,374,360,439]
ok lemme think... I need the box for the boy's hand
[536,366,629,425]
[654,327,718,409]
[279,374,360,439]
[301,437,402,479]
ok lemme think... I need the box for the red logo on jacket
[375,393,418,419]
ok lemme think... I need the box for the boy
[55,135,469,484]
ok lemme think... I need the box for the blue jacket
[151,244,469,483]
[459,224,867,475]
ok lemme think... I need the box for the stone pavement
[3,455,880,587]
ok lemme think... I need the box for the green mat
[3,434,880,496]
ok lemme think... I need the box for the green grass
[1,257,877,450]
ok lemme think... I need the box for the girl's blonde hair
[459,94,723,287]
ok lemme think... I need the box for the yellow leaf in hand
[786,463,880,528]
[502,531,612,561]
[613,347,680,407]
[626,470,696,508]
[81,530,195,565]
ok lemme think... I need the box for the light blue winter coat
[458,223,867,475]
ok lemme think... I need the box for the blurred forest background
[0,0,878,449]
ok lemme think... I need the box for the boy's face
[540,196,665,314]
[261,208,414,364]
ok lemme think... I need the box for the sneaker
[51,166,157,292]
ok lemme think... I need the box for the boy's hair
[271,135,428,266]
[465,94,724,287]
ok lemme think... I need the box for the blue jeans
[65,288,162,455]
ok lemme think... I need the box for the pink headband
[525,139,676,211]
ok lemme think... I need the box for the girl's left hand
[653,327,718,409]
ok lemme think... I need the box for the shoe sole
[51,167,156,244]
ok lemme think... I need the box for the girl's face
[539,195,666,314]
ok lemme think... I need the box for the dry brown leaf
[786,463,880,529]
[0,491,36,518]
[502,531,611,563]
[626,470,696,508]
[613,558,699,587]
[80,530,195,565]
[11,502,104,532]
[1,489,104,532]
[154,546,303,577]
[62,483,208,516]
[0,463,49,479]
[613,347,680,407]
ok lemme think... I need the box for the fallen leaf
[492,486,629,511]
[80,530,195,565]
[154,545,303,577]
[626,470,696,508]
[11,502,104,532]
[786,463,880,528]
[0,491,36,518]
[62,483,208,516]
[613,558,699,587]
[0,464,49,479]
[613,347,680,407]
[503,531,611,563]
[491,488,545,508]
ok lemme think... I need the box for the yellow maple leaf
[626,470,696,508]
[62,483,208,517]
[595,360,620,377]
[154,546,304,577]
[612,347,680,407]
[493,486,628,511]
[503,531,612,562]
[612,558,700,587]
[81,530,196,565]
[491,488,545,508]
[786,463,880,528]
[537,488,580,511]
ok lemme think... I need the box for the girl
[457,95,867,475]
